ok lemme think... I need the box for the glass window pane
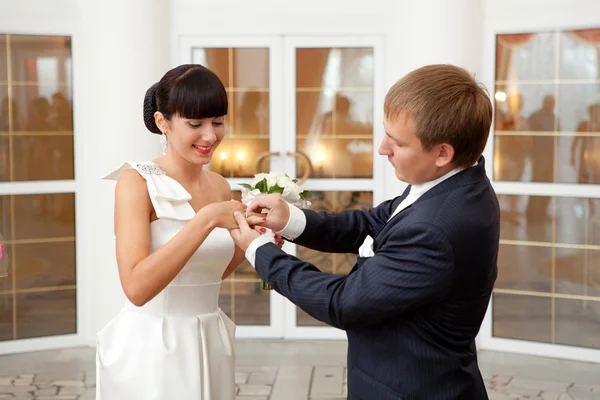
[0,294,12,341]
[496,193,600,349]
[296,48,374,179]
[221,191,270,326]
[496,244,552,293]
[1,193,76,342]
[16,289,76,339]
[496,33,557,82]
[0,35,7,82]
[10,35,71,84]
[559,29,600,81]
[12,134,74,181]
[13,193,75,240]
[555,299,600,348]
[493,293,552,343]
[15,241,75,290]
[194,48,271,178]
[232,48,269,89]
[297,191,372,327]
[3,35,74,183]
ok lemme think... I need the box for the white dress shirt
[245,165,472,266]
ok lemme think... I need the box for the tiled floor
[0,340,599,399]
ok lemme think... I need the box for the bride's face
[166,114,226,165]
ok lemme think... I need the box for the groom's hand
[229,212,261,252]
[245,194,290,232]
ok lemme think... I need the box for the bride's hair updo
[143,64,228,134]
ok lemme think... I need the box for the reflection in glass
[15,241,75,290]
[222,191,270,326]
[13,193,75,240]
[496,193,600,348]
[1,35,74,183]
[559,29,600,81]
[235,91,269,136]
[495,33,556,81]
[216,137,269,177]
[494,28,600,350]
[555,299,600,349]
[0,35,6,82]
[496,244,552,293]
[233,282,270,325]
[296,48,374,88]
[494,83,557,185]
[554,247,600,298]
[0,295,12,341]
[295,48,374,179]
[16,289,76,339]
[194,48,270,90]
[296,91,333,136]
[10,35,71,85]
[493,293,552,343]
[219,280,270,326]
[232,48,269,89]
[193,48,271,178]
[297,138,372,179]
[12,135,74,181]
[297,191,372,327]
[554,196,600,246]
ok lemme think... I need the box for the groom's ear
[435,143,455,168]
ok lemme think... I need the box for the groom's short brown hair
[384,64,493,168]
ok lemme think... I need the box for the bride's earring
[160,132,168,154]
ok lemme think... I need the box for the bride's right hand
[201,200,247,230]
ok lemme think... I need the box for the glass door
[282,36,385,339]
[0,34,78,353]
[479,28,600,363]
[181,35,385,339]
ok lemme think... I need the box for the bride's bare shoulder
[205,171,231,200]
[115,169,152,209]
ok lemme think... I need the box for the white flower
[251,172,278,188]
[240,172,311,208]
[240,188,262,205]
[276,175,295,188]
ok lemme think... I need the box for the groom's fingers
[246,194,280,214]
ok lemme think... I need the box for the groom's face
[379,115,441,185]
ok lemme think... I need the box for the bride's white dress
[96,161,236,400]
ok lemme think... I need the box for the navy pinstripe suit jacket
[254,157,499,399]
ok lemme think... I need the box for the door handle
[254,151,282,174]
[254,151,312,185]
[287,151,312,185]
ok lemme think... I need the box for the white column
[73,0,170,341]
[382,0,484,200]
[387,0,483,82]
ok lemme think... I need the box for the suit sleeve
[255,222,454,330]
[290,198,397,254]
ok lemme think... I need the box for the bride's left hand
[229,212,284,251]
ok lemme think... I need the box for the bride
[96,64,277,399]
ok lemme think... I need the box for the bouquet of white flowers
[239,172,310,290]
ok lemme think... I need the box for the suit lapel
[371,156,489,251]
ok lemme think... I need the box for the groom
[230,64,499,399]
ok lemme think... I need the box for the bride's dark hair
[143,64,228,134]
